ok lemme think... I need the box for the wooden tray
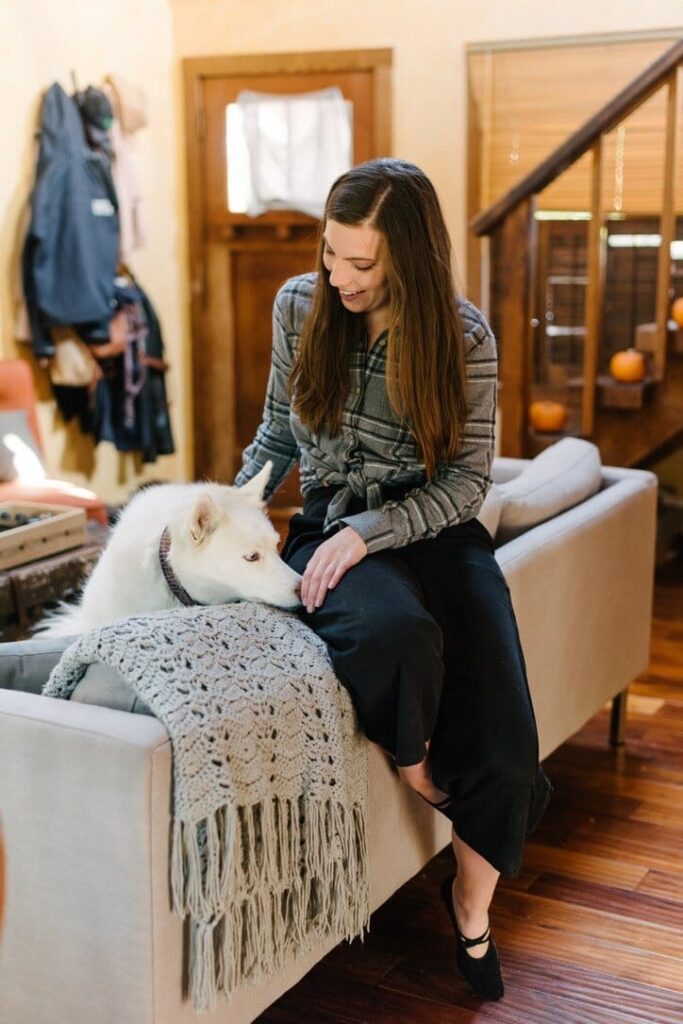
[0,501,87,571]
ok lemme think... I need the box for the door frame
[182,49,393,477]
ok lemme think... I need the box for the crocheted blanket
[44,603,369,1011]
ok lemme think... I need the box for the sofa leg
[610,687,628,747]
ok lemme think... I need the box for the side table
[0,521,108,640]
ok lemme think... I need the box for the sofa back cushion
[0,636,77,694]
[0,634,151,714]
[495,438,602,542]
[475,483,502,539]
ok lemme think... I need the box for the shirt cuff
[338,508,401,554]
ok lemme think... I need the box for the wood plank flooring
[256,558,683,1023]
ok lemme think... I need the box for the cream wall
[0,0,189,504]
[170,0,681,485]
[170,0,682,290]
[2,4,681,503]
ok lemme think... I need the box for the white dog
[37,462,301,637]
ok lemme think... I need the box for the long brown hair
[289,158,468,479]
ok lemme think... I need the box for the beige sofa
[0,458,657,1024]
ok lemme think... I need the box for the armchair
[0,357,107,525]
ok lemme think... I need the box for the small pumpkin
[609,348,646,383]
[671,297,683,328]
[529,400,568,433]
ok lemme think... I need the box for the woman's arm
[339,318,497,553]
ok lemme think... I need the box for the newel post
[497,197,537,457]
[582,136,607,438]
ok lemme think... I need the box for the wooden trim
[471,39,683,237]
[182,49,393,479]
[182,61,207,480]
[466,61,483,303]
[655,65,683,381]
[205,242,235,480]
[498,198,536,456]
[182,49,393,80]
[582,138,606,439]
[373,62,392,155]
[466,28,682,54]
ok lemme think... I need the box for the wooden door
[183,50,392,510]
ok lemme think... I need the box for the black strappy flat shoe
[440,874,504,1001]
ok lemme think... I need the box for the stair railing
[470,39,683,456]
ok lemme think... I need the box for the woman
[235,157,552,1000]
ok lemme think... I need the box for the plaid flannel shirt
[234,272,497,554]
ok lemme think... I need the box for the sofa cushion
[496,437,602,541]
[0,410,44,481]
[70,663,153,715]
[0,634,152,714]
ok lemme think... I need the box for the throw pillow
[0,410,44,482]
[496,437,602,540]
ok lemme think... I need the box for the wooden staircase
[591,354,683,468]
[470,39,683,468]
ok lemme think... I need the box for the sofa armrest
[0,690,172,1024]
[496,469,657,760]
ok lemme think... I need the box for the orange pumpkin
[529,400,568,433]
[609,348,646,383]
[672,297,683,328]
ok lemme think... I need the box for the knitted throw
[44,602,369,1011]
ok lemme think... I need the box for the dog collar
[158,526,201,607]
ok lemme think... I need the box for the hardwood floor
[257,558,683,1023]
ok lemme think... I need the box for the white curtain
[234,86,353,218]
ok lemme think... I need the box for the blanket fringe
[172,795,369,1011]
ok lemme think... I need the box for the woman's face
[322,219,390,324]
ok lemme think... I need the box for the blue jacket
[22,83,119,357]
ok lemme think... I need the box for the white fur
[36,463,302,637]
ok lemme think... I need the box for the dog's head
[169,463,301,609]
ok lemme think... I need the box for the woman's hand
[301,527,367,613]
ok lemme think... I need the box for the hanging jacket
[22,82,120,358]
[53,277,175,464]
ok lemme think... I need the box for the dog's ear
[188,493,222,544]
[238,461,272,506]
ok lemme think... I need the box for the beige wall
[170,1,681,492]
[2,3,681,502]
[0,0,189,504]
[170,0,682,289]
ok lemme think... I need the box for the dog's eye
[243,552,261,563]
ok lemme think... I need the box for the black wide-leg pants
[281,486,553,878]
